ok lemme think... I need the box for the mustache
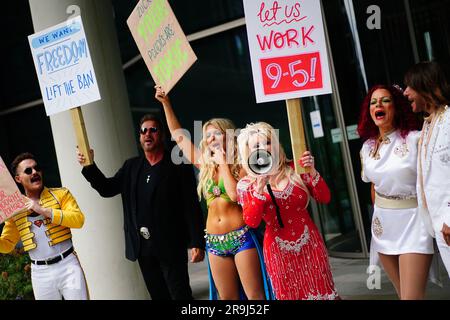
[30,174,42,183]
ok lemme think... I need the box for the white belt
[375,193,418,209]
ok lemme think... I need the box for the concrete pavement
[188,256,450,300]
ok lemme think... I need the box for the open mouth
[211,142,221,150]
[375,110,386,120]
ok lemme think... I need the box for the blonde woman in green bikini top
[155,86,267,300]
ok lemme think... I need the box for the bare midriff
[205,197,246,234]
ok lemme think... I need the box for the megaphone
[248,149,273,175]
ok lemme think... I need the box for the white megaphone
[248,149,273,175]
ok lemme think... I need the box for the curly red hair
[357,84,421,141]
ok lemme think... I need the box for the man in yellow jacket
[0,153,88,300]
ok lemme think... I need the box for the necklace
[369,128,395,160]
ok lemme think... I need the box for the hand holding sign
[76,147,94,166]
[23,196,52,219]
[154,85,170,105]
[298,151,317,177]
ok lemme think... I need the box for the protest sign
[29,16,98,165]
[244,0,333,173]
[28,15,101,116]
[127,0,197,93]
[0,157,27,224]
[244,0,332,103]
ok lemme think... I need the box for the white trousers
[31,252,88,300]
[435,231,450,277]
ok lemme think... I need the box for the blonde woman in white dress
[358,84,434,299]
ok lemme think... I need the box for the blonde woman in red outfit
[237,122,339,300]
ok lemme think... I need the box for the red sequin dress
[237,172,338,300]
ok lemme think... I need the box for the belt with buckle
[139,227,151,240]
[31,247,74,265]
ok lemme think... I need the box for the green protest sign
[127,0,197,93]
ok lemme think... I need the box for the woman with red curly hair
[358,84,434,299]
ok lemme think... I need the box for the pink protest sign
[0,157,27,223]
[127,0,197,93]
[244,0,332,103]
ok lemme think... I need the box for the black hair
[404,61,450,108]
[11,152,36,175]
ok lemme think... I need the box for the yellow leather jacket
[0,187,85,253]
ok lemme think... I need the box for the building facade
[1,1,450,296]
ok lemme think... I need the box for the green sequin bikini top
[205,178,234,207]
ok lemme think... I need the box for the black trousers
[138,251,193,300]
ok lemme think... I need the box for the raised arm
[155,86,201,168]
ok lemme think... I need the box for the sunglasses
[140,127,158,135]
[23,165,41,175]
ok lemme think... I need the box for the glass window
[301,95,363,254]
[409,0,450,62]
[112,0,245,64]
[353,0,416,86]
[0,2,40,109]
[0,106,61,188]
[172,0,244,34]
[323,0,372,247]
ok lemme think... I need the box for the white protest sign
[0,157,27,224]
[28,16,101,116]
[243,0,332,103]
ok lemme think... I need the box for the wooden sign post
[71,107,93,166]
[286,99,309,174]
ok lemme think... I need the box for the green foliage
[0,248,34,300]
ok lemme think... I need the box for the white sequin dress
[360,130,434,266]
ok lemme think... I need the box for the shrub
[0,248,34,300]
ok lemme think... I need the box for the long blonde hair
[197,118,241,199]
[237,122,310,203]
